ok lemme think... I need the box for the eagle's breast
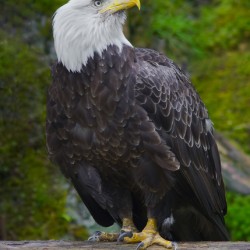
[47,45,144,175]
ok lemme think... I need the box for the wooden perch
[0,241,250,250]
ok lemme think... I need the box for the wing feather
[134,48,226,216]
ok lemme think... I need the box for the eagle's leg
[123,218,175,249]
[88,217,137,242]
[118,217,138,241]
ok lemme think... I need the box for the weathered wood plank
[0,241,250,250]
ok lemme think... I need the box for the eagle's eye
[94,0,102,7]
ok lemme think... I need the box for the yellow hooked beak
[100,0,141,14]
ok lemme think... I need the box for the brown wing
[134,47,227,217]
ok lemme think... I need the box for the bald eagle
[46,0,229,248]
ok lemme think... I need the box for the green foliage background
[0,0,249,241]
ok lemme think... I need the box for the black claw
[117,231,133,242]
[172,241,178,250]
[88,236,96,242]
[88,231,102,241]
[136,242,144,250]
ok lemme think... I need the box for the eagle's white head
[53,0,140,72]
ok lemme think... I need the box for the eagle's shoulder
[133,47,209,138]
[135,47,172,67]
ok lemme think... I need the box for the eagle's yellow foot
[88,218,137,242]
[88,231,119,242]
[117,217,138,242]
[123,218,176,249]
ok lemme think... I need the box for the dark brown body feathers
[46,45,229,240]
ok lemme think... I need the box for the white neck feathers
[53,3,132,72]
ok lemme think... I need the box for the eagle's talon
[88,237,96,242]
[172,242,178,250]
[136,242,144,250]
[88,231,102,241]
[118,231,133,242]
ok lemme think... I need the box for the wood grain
[0,241,250,250]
